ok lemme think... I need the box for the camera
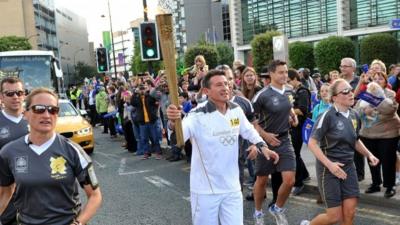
[139,85,146,91]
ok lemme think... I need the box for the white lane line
[119,170,153,175]
[150,176,174,187]
[144,176,165,188]
[93,160,106,168]
[144,176,190,203]
[96,151,120,160]
[118,158,127,174]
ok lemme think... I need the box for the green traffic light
[146,49,155,57]
[99,65,104,71]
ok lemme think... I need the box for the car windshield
[59,102,79,117]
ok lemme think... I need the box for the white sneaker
[268,205,288,225]
[300,220,310,225]
[253,212,264,225]
[396,175,400,186]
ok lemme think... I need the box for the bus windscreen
[0,55,52,91]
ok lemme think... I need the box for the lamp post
[58,41,69,91]
[101,0,118,79]
[73,48,84,84]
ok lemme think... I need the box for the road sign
[390,19,400,29]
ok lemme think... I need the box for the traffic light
[139,22,160,61]
[96,47,109,72]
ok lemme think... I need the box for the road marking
[118,158,127,174]
[144,176,191,204]
[93,160,106,168]
[144,176,174,188]
[119,170,153,175]
[182,196,190,202]
[96,151,120,160]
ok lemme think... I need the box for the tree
[250,30,282,73]
[130,41,163,75]
[314,36,355,75]
[0,36,32,51]
[184,44,218,69]
[74,61,97,83]
[216,42,234,68]
[360,33,399,67]
[289,41,314,70]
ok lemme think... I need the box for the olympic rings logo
[219,135,236,146]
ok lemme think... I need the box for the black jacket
[130,90,160,124]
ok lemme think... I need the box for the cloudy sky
[55,0,158,45]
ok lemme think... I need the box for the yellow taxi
[55,99,94,154]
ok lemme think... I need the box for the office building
[230,0,400,63]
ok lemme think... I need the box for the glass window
[59,102,79,117]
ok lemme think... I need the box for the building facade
[158,0,228,56]
[230,0,400,64]
[109,30,134,76]
[55,5,90,86]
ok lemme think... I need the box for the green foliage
[130,41,163,75]
[250,30,282,73]
[289,41,314,70]
[74,61,97,83]
[0,36,32,51]
[360,33,399,66]
[216,42,234,68]
[314,36,355,75]
[184,44,218,69]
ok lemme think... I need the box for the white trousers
[190,191,243,225]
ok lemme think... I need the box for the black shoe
[292,185,304,196]
[267,199,276,208]
[245,193,254,201]
[365,185,380,194]
[169,155,182,162]
[245,193,266,201]
[384,187,396,198]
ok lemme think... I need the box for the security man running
[0,77,29,225]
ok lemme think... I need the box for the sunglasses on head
[3,90,24,97]
[336,88,353,96]
[28,105,60,115]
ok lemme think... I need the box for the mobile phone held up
[361,64,369,74]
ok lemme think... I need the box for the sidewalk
[300,144,400,209]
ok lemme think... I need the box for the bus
[0,50,64,94]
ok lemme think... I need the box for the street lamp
[101,0,118,78]
[58,41,69,91]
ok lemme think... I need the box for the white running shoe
[268,205,288,225]
[253,212,264,225]
[300,220,310,225]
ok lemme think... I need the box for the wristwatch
[72,219,82,225]
[255,142,268,153]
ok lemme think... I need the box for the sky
[55,0,159,46]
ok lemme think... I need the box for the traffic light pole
[107,0,118,79]
[142,0,153,76]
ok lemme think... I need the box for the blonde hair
[194,55,206,66]
[329,78,347,103]
[25,88,58,110]
[371,59,387,74]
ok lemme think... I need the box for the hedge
[289,41,314,70]
[360,33,399,67]
[250,30,282,73]
[314,36,355,75]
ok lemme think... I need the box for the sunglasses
[3,90,24,97]
[28,105,60,115]
[335,88,353,96]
